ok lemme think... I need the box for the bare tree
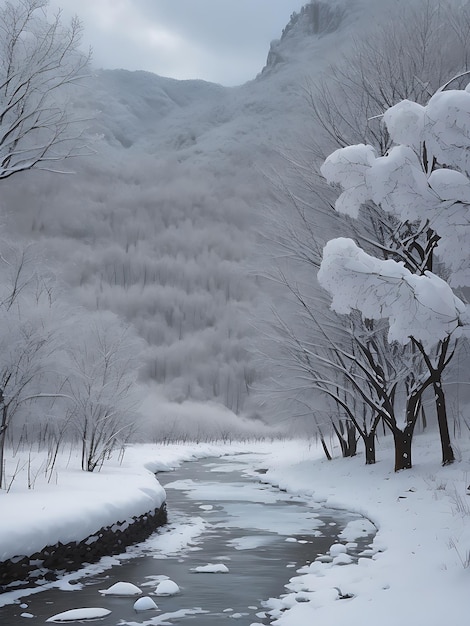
[0,244,65,488]
[65,313,142,472]
[0,0,91,179]
[305,0,470,160]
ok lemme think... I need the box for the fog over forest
[1,0,468,441]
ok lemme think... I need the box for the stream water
[0,452,375,625]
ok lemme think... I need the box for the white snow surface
[46,607,111,622]
[133,596,158,612]
[99,581,142,596]
[154,580,180,596]
[321,86,470,289]
[318,237,467,348]
[2,438,470,626]
[191,563,230,574]
[0,447,166,563]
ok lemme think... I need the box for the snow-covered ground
[1,433,470,625]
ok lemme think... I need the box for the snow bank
[0,442,264,564]
[2,437,470,626]
[0,448,166,563]
[248,435,470,626]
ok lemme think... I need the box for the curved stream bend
[0,452,376,625]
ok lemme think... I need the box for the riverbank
[252,433,470,626]
[1,434,469,625]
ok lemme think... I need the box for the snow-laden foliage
[318,81,470,470]
[318,238,467,349]
[321,86,470,289]
[425,87,470,174]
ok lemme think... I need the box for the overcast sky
[49,0,305,86]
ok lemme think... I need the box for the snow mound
[191,563,229,573]
[329,543,348,556]
[155,579,180,596]
[99,581,142,596]
[46,607,111,622]
[338,518,377,541]
[133,596,159,612]
[332,553,354,565]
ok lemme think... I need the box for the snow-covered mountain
[0,0,459,428]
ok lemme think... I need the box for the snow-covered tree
[261,0,470,453]
[319,82,470,470]
[0,0,90,179]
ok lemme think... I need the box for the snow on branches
[321,88,470,287]
[319,83,470,346]
[318,238,466,349]
[0,0,90,178]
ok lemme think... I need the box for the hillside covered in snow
[0,0,468,439]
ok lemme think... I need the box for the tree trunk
[346,420,357,457]
[433,380,455,466]
[332,419,357,458]
[363,432,376,464]
[0,406,8,489]
[320,435,332,461]
[393,427,413,471]
[393,387,423,471]
[420,405,427,430]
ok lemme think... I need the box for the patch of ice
[227,535,275,550]
[120,607,207,626]
[56,580,84,592]
[143,517,206,556]
[165,479,281,504]
[191,563,229,573]
[216,501,323,535]
[141,575,168,587]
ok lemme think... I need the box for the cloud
[48,0,302,85]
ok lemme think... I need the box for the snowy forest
[0,0,469,484]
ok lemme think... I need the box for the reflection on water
[0,455,375,626]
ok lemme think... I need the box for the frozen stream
[0,453,375,625]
